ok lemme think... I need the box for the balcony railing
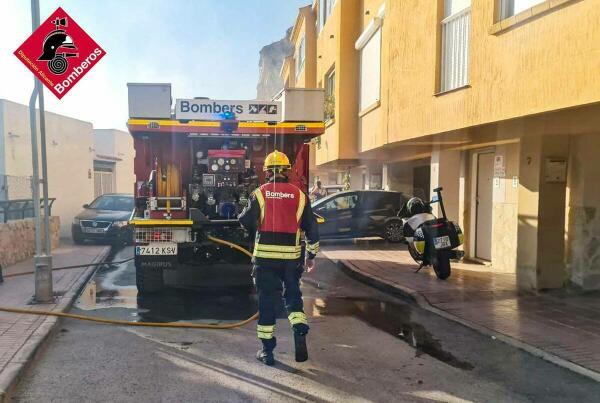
[440,7,471,92]
[0,198,56,223]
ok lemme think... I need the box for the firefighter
[239,150,320,366]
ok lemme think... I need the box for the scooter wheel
[432,250,452,280]
[407,243,422,262]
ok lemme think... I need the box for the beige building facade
[283,0,600,291]
[0,99,134,237]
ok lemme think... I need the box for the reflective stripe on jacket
[238,177,320,267]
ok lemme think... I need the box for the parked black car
[71,193,134,245]
[312,190,408,242]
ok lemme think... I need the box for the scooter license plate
[434,236,451,249]
[136,243,177,256]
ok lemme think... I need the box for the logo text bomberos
[54,48,103,94]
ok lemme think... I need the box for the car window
[361,192,404,212]
[318,194,358,212]
[360,193,378,210]
[361,192,385,210]
[89,196,134,211]
[379,193,401,211]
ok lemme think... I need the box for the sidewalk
[0,240,110,402]
[322,240,600,382]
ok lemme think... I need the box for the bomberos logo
[265,190,295,199]
[14,7,106,99]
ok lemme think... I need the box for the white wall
[567,134,600,290]
[349,166,365,190]
[1,99,95,237]
[489,143,519,273]
[114,130,135,194]
[93,129,135,194]
[430,148,461,219]
[93,129,115,157]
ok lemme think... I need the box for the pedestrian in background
[309,180,326,202]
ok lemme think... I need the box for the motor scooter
[402,187,464,279]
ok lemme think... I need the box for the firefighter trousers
[253,262,309,350]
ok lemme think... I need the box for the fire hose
[0,236,259,329]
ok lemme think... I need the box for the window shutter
[359,28,381,111]
[441,6,470,92]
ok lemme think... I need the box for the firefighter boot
[256,337,276,366]
[293,324,309,362]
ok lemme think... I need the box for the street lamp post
[29,0,53,303]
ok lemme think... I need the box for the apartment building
[281,4,326,186]
[283,0,600,291]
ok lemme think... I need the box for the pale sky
[0,0,308,130]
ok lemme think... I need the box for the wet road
[12,246,600,402]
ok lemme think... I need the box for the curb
[0,246,111,403]
[338,259,600,383]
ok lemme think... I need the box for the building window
[296,37,305,77]
[325,69,335,120]
[320,0,337,31]
[93,161,115,197]
[501,0,546,18]
[326,69,335,97]
[358,28,381,111]
[440,0,471,92]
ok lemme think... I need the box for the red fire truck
[126,84,324,293]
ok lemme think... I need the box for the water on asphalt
[305,296,474,370]
[15,245,600,402]
[74,246,470,370]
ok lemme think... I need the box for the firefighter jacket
[239,178,320,267]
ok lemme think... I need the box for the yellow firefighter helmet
[263,150,291,172]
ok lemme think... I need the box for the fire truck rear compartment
[133,135,310,222]
[127,85,324,291]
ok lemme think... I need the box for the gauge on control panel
[211,164,219,172]
[230,159,236,165]
[225,165,230,171]
[217,158,225,166]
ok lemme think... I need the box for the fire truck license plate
[434,236,451,249]
[136,244,177,256]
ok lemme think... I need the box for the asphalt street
[11,246,600,402]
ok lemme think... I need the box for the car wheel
[73,234,85,245]
[110,239,127,249]
[383,220,404,243]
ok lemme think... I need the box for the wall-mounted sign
[175,99,282,122]
[512,176,519,188]
[494,155,505,178]
[545,158,567,183]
